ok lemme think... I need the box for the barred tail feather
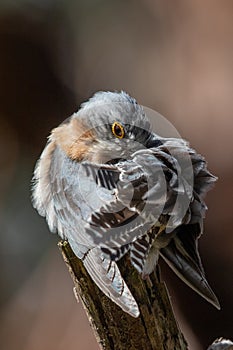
[160,230,220,309]
[82,247,139,317]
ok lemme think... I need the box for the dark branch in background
[58,241,232,350]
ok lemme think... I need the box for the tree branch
[58,240,188,350]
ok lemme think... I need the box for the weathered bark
[58,240,188,350]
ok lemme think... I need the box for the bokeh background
[0,1,232,349]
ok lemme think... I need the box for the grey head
[72,91,156,163]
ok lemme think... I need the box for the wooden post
[58,240,188,350]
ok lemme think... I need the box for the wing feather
[82,247,139,317]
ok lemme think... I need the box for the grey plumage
[207,338,233,350]
[32,91,219,317]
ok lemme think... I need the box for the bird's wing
[160,223,220,309]
[84,150,170,252]
[76,245,139,317]
[148,138,219,308]
[148,137,217,230]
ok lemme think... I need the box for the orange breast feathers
[52,118,96,161]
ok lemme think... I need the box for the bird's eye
[112,122,125,139]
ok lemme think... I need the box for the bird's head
[52,91,158,164]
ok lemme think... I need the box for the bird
[207,338,233,350]
[32,90,220,317]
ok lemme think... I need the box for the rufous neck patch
[52,118,96,161]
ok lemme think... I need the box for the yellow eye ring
[112,122,125,139]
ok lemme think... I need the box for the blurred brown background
[0,1,232,349]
